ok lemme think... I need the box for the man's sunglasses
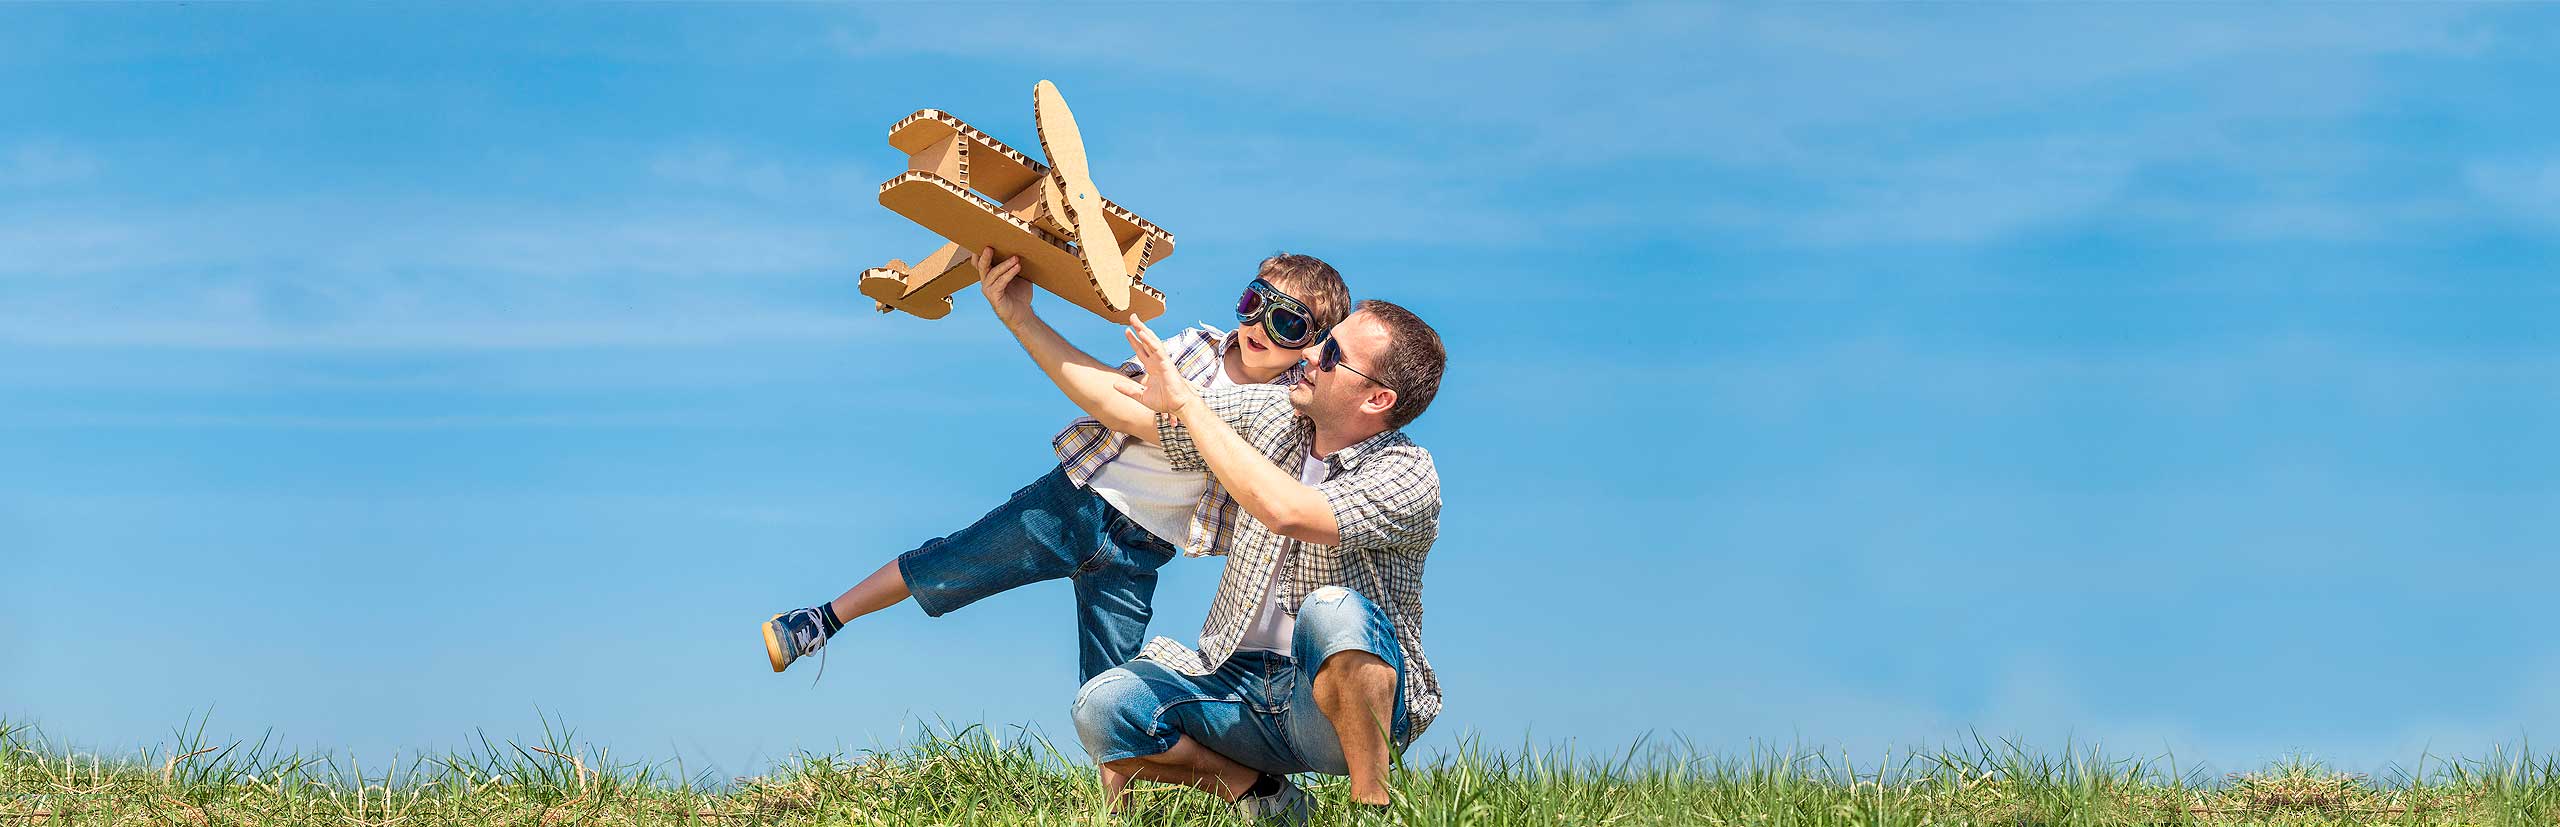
[1315,331,1397,394]
[1235,278,1321,348]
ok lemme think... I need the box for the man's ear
[1362,388,1398,418]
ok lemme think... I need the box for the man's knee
[1304,584,1357,605]
[1296,586,1375,630]
[1071,669,1147,739]
[1072,668,1167,761]
[1295,586,1392,650]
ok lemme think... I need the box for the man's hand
[975,246,1032,322]
[1116,315,1200,416]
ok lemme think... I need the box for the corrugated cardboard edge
[889,109,1176,274]
[876,170,1167,321]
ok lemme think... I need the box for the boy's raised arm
[974,247,1164,445]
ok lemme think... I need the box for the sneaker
[762,608,829,673]
[1234,775,1312,825]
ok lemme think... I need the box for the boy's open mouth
[1243,337,1269,353]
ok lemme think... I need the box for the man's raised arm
[1117,318,1342,545]
[973,247,1163,445]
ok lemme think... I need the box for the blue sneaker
[763,608,829,673]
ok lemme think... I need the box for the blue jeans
[1070,586,1411,775]
[897,465,1181,684]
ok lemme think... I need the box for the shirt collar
[1204,322,1243,354]
[1314,425,1404,470]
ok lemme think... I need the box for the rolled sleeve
[1319,447,1441,553]
[1154,411,1204,470]
[1119,327,1214,381]
[1159,385,1295,473]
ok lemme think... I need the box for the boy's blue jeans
[897,465,1181,683]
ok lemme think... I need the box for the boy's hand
[975,246,1032,322]
[1116,315,1199,416]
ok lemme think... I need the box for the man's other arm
[1122,323,1342,545]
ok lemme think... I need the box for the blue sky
[3,4,2555,780]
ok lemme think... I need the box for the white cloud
[0,303,882,351]
[648,144,875,204]
[0,142,97,188]
[0,183,953,350]
[0,218,166,278]
[2465,158,2560,226]
[1466,329,2560,466]
[947,6,2519,248]
[829,5,2511,249]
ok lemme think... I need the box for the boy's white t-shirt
[1234,452,1328,654]
[1085,357,1241,546]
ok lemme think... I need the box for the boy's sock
[1245,773,1284,798]
[817,603,846,637]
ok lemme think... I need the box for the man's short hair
[1256,253,1351,333]
[1357,299,1445,430]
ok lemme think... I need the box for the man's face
[1290,312,1393,427]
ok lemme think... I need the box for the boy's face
[1232,278,1316,375]
[1232,319,1305,375]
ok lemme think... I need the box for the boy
[763,249,1352,683]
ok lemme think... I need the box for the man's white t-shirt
[1235,451,1328,654]
[1084,357,1241,546]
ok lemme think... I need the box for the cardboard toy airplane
[859,81,1175,322]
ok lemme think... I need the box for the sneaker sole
[762,614,790,672]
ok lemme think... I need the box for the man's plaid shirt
[1052,325,1304,556]
[1141,384,1445,741]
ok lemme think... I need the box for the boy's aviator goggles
[1235,278,1320,348]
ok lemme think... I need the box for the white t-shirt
[1235,451,1329,654]
[1085,356,1241,546]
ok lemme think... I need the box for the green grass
[4,716,2555,826]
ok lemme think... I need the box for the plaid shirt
[1052,325,1304,556]
[1141,385,1445,741]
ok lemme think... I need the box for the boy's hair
[1256,253,1351,333]
[1358,299,1446,430]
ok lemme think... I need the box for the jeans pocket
[1245,664,1296,715]
[1125,536,1178,570]
[1073,541,1112,576]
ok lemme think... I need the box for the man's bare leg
[1314,650,1398,806]
[1099,736,1263,805]
[1097,765,1134,812]
[827,560,911,624]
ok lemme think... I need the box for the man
[987,250,1447,821]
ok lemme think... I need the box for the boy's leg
[765,466,1113,671]
[893,466,1117,617]
[1070,513,1181,683]
[826,559,910,629]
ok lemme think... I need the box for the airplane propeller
[1032,80,1135,313]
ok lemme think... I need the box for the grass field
[4,717,2555,826]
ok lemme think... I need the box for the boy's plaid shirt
[1139,384,1445,741]
[1051,325,1303,557]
